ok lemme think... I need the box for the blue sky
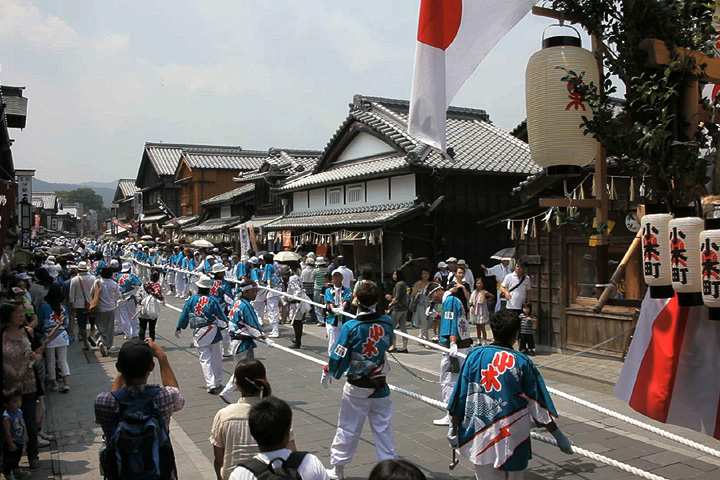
[0,0,575,183]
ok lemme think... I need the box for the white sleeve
[299,454,331,480]
[227,466,254,480]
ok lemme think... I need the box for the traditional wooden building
[486,167,643,357]
[262,95,538,277]
[0,86,27,182]
[109,179,138,236]
[135,143,243,233]
[174,150,263,216]
[181,184,256,245]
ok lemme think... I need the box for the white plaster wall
[309,189,325,210]
[390,174,416,202]
[336,132,395,163]
[293,191,309,212]
[367,178,390,206]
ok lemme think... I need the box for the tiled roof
[201,184,255,206]
[0,86,27,129]
[162,215,199,229]
[140,212,167,223]
[264,202,422,230]
[310,95,539,179]
[117,179,138,198]
[144,143,243,177]
[232,215,283,230]
[279,155,408,192]
[182,152,265,171]
[32,192,57,210]
[182,216,243,233]
[234,149,321,184]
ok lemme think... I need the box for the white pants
[252,289,267,321]
[440,349,469,404]
[474,464,523,480]
[46,345,70,380]
[176,274,188,298]
[326,321,343,356]
[167,270,176,287]
[266,290,280,334]
[221,328,231,355]
[220,348,254,398]
[188,275,199,297]
[116,298,138,337]
[197,342,223,389]
[330,383,396,466]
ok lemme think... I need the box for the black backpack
[102,386,176,480]
[239,452,307,480]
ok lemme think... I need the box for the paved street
[33,296,720,479]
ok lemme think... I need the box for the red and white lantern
[700,219,720,319]
[669,216,704,306]
[642,213,674,298]
[525,27,600,176]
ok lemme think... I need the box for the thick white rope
[130,258,720,461]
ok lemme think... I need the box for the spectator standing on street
[300,257,317,324]
[468,277,494,345]
[433,262,450,289]
[0,302,44,470]
[447,267,472,316]
[95,338,184,480]
[446,309,572,479]
[482,259,514,312]
[230,396,327,480]
[456,260,474,289]
[410,270,432,344]
[312,257,329,327]
[37,285,71,393]
[499,262,532,315]
[211,359,294,480]
[385,270,409,353]
[92,267,123,357]
[518,302,537,355]
[3,389,29,479]
[137,271,165,341]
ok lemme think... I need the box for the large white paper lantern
[699,218,720,320]
[642,213,674,298]
[526,30,600,176]
[669,216,704,306]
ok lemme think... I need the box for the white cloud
[93,33,130,54]
[154,61,274,97]
[0,0,79,51]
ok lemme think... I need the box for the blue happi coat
[228,298,264,353]
[447,345,558,471]
[327,312,394,398]
[209,278,232,307]
[176,294,227,344]
[115,272,142,296]
[324,286,352,326]
[440,294,472,347]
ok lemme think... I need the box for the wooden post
[592,34,609,299]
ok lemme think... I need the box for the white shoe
[433,414,451,426]
[268,332,280,338]
[326,465,345,480]
[219,393,232,404]
[37,436,50,448]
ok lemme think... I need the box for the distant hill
[32,178,117,208]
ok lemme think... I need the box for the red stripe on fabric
[417,0,463,50]
[628,297,689,422]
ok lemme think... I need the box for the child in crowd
[468,277,494,345]
[518,302,537,355]
[3,389,30,479]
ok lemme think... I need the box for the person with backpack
[230,396,329,480]
[94,338,184,480]
[137,271,166,341]
[175,275,229,395]
[321,281,397,480]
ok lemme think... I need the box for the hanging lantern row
[641,211,720,316]
[290,228,384,247]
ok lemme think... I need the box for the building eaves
[144,142,243,177]
[264,201,422,230]
[117,179,139,198]
[182,151,265,171]
[183,216,243,233]
[278,155,409,192]
[201,184,255,206]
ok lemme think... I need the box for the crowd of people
[0,236,571,480]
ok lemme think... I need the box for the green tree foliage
[550,0,719,208]
[56,188,105,211]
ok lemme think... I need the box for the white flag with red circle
[408,0,536,152]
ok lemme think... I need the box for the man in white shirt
[335,256,354,290]
[482,259,514,312]
[68,261,98,350]
[500,263,532,313]
[230,397,329,480]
